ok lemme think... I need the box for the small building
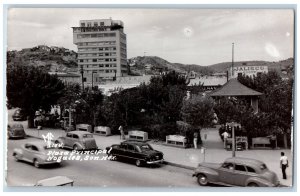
[48,72,81,84]
[188,76,227,91]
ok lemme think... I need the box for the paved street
[5,109,293,187]
[6,137,198,187]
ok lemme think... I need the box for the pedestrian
[280,152,289,179]
[221,130,230,149]
[193,131,198,149]
[119,125,125,140]
[268,132,277,149]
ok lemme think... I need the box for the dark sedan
[106,140,164,167]
[8,123,26,139]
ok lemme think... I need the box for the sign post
[228,122,241,157]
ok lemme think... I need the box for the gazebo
[209,78,263,113]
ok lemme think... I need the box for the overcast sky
[6,8,294,66]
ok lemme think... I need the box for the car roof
[121,140,148,146]
[36,176,74,186]
[25,141,48,148]
[68,130,92,135]
[225,157,265,167]
[8,123,23,127]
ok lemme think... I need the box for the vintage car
[35,176,74,186]
[12,108,26,121]
[106,140,164,167]
[55,130,98,150]
[8,123,26,139]
[13,141,62,168]
[192,157,280,187]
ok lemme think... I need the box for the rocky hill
[7,45,78,73]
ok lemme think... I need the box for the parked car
[55,131,98,150]
[12,108,26,121]
[13,141,62,168]
[106,140,164,167]
[192,157,280,187]
[8,123,26,139]
[35,176,74,186]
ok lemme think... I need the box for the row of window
[85,69,117,74]
[78,52,117,57]
[77,33,116,39]
[78,58,117,63]
[78,47,117,52]
[81,64,117,68]
[78,41,116,46]
[81,22,105,27]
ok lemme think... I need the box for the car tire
[13,153,19,161]
[135,159,143,167]
[197,174,208,186]
[33,159,40,168]
[73,145,79,151]
[247,182,259,187]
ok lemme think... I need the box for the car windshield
[139,144,153,151]
[82,134,93,138]
[12,124,23,128]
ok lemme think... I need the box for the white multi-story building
[228,65,268,79]
[72,18,127,86]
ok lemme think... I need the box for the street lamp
[92,71,97,89]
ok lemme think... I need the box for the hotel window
[100,22,104,26]
[87,22,92,27]
[93,59,97,62]
[94,22,98,27]
[81,23,85,27]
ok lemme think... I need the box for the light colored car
[193,157,280,187]
[35,176,74,186]
[8,123,26,139]
[55,131,98,150]
[13,141,62,168]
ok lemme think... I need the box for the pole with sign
[228,122,241,157]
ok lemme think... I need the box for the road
[6,109,199,187]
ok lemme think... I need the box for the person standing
[280,152,289,179]
[268,132,277,149]
[119,125,125,140]
[221,130,230,149]
[193,131,198,149]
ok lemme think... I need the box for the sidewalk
[25,127,293,187]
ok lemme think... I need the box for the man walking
[221,130,230,149]
[280,152,289,179]
[193,131,198,149]
[119,125,125,140]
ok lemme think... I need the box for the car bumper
[9,135,26,138]
[146,159,164,164]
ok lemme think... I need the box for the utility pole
[231,43,234,78]
[80,65,84,91]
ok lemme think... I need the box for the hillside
[209,58,294,74]
[7,45,293,78]
[7,45,78,73]
[128,56,213,76]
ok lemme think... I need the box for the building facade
[228,65,268,79]
[72,18,127,86]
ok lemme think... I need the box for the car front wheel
[197,174,208,186]
[135,159,143,167]
[33,159,40,168]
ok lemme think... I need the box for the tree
[181,95,215,128]
[7,64,65,127]
[238,71,293,148]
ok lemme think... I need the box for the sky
[6,8,294,66]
